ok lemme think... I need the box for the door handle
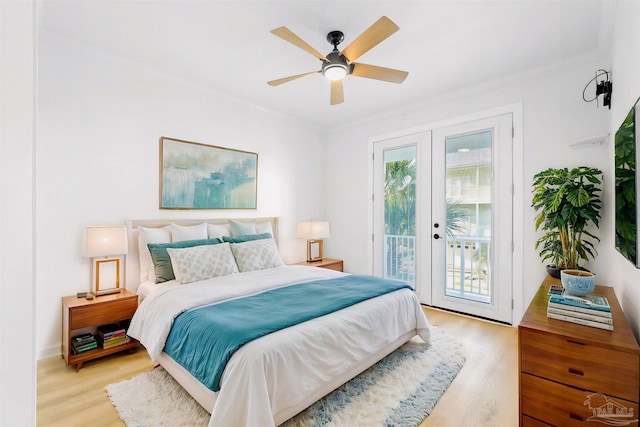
[433,233,441,239]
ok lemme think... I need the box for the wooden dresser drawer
[69,297,137,329]
[521,329,639,401]
[521,373,639,427]
[522,415,552,427]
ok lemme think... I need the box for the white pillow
[255,221,273,236]
[207,223,231,240]
[137,226,171,282]
[167,243,239,284]
[171,223,207,242]
[229,219,256,237]
[230,238,284,272]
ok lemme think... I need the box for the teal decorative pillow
[137,225,171,283]
[222,232,272,243]
[167,243,239,284]
[229,220,256,237]
[148,238,222,283]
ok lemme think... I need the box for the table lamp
[82,226,128,296]
[297,221,330,262]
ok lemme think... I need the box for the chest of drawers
[518,276,640,426]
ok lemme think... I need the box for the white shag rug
[106,327,465,427]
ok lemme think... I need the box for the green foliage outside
[384,159,468,238]
[384,159,416,236]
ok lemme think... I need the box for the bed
[126,218,431,427]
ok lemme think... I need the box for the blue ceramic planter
[560,269,596,296]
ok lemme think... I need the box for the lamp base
[306,239,324,262]
[93,257,122,296]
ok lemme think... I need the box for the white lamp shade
[82,226,129,257]
[296,221,330,239]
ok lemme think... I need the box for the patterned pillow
[166,243,239,284]
[230,238,284,272]
[148,238,222,283]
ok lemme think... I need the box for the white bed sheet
[136,279,177,302]
[128,266,431,427]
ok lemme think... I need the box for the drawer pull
[566,339,586,346]
[568,368,584,376]
[569,412,584,421]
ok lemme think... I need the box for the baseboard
[38,345,61,361]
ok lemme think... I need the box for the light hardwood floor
[37,307,518,426]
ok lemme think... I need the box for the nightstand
[293,258,343,272]
[62,289,139,371]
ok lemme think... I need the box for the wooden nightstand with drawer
[62,289,139,371]
[293,258,344,272]
[518,276,640,426]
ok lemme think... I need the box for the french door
[372,114,513,323]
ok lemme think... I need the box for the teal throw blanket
[163,275,412,392]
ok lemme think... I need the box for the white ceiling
[39,1,615,131]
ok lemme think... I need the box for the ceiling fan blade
[271,26,328,62]
[267,71,319,86]
[340,16,399,63]
[351,63,408,84]
[330,80,344,105]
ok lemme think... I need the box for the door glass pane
[383,145,416,286]
[445,131,492,303]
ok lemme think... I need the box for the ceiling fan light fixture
[323,64,348,81]
[269,17,407,104]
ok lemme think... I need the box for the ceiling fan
[267,16,408,105]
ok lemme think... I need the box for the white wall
[36,33,328,359]
[606,0,640,338]
[1,1,36,425]
[325,58,611,325]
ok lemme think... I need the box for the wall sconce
[583,69,612,109]
[82,226,128,296]
[297,221,331,262]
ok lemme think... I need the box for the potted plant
[532,166,603,278]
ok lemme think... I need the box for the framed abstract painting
[160,137,258,209]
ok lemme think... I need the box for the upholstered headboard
[125,217,278,291]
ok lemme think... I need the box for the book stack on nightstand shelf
[70,333,97,355]
[546,293,613,331]
[96,322,131,349]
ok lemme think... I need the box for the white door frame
[368,103,524,325]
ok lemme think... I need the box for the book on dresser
[547,293,614,330]
[548,294,611,311]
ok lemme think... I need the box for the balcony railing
[384,235,416,285]
[384,234,491,303]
